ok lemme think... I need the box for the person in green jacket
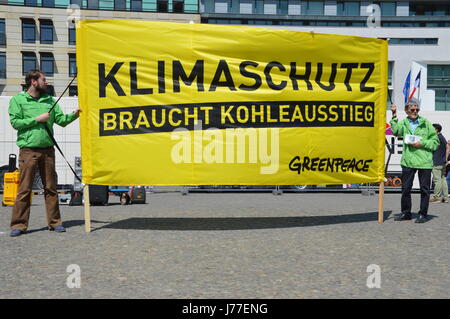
[390,97,439,223]
[8,69,81,237]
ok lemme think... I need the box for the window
[240,0,253,14]
[264,0,277,14]
[87,0,99,9]
[69,54,77,77]
[47,85,55,96]
[215,0,228,13]
[40,20,53,44]
[388,38,438,45]
[374,1,396,16]
[25,0,37,6]
[0,19,5,45]
[254,0,264,14]
[388,61,393,87]
[278,0,288,14]
[410,2,450,16]
[337,1,359,16]
[22,19,36,43]
[131,0,143,11]
[69,85,78,96]
[435,90,450,110]
[70,0,83,7]
[428,65,450,88]
[428,65,450,110]
[157,0,169,12]
[69,27,76,45]
[40,53,54,77]
[42,0,55,7]
[302,1,324,15]
[114,0,126,10]
[0,52,6,78]
[22,52,37,75]
[173,0,184,13]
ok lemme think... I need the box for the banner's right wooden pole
[84,184,91,232]
[378,182,384,224]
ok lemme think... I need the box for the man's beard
[36,84,48,94]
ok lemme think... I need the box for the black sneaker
[394,213,412,221]
[415,214,428,223]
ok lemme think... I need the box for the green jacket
[390,116,439,169]
[8,91,78,148]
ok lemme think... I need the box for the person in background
[8,69,81,237]
[429,124,449,203]
[445,140,450,195]
[389,98,439,223]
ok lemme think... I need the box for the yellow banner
[77,20,387,186]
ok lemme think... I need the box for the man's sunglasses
[409,108,420,112]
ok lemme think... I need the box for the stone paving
[0,190,448,298]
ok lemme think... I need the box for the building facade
[0,0,200,96]
[199,0,450,111]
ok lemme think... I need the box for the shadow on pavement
[26,220,109,234]
[94,211,393,231]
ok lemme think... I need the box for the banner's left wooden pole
[378,182,384,224]
[84,185,91,232]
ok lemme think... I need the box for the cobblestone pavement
[0,190,449,299]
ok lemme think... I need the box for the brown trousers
[10,147,61,231]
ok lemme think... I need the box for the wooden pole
[84,185,91,232]
[378,182,384,224]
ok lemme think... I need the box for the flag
[403,71,411,103]
[408,71,421,100]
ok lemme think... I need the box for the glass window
[0,52,6,79]
[69,85,78,96]
[40,53,54,77]
[42,0,55,7]
[70,0,83,7]
[375,1,396,16]
[388,61,393,87]
[25,0,37,6]
[302,1,324,15]
[114,0,126,10]
[240,0,252,14]
[173,0,184,13]
[230,0,239,13]
[69,28,76,45]
[0,19,5,45]
[264,0,277,14]
[40,20,53,44]
[22,52,37,75]
[428,65,450,88]
[278,0,288,14]
[22,19,36,43]
[337,1,359,16]
[87,0,99,9]
[435,90,450,111]
[69,54,77,77]
[47,85,55,96]
[215,0,228,13]
[131,0,143,11]
[157,0,169,12]
[254,0,264,14]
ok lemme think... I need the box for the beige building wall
[0,4,200,96]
